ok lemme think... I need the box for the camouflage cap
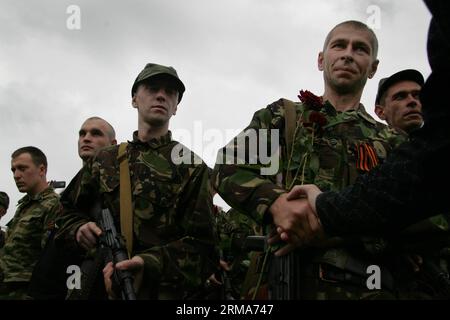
[131,63,186,103]
[0,191,9,210]
[375,69,425,104]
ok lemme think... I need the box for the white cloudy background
[0,0,431,226]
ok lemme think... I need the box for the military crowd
[1,0,449,300]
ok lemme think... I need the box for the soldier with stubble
[214,20,406,299]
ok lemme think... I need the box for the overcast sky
[0,0,431,226]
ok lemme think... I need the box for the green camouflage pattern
[0,282,31,300]
[215,207,262,299]
[56,131,219,299]
[213,97,406,299]
[214,98,405,222]
[0,187,60,298]
[402,213,450,234]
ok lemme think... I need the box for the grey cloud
[0,0,432,225]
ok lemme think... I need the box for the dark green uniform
[0,187,61,300]
[214,95,406,299]
[56,131,219,299]
[214,207,262,299]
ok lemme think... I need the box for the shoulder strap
[283,99,297,186]
[117,142,133,256]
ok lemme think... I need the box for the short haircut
[83,116,116,140]
[378,93,388,106]
[323,20,379,59]
[11,146,48,169]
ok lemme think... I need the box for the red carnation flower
[309,111,328,127]
[298,90,323,111]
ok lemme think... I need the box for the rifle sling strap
[118,142,133,256]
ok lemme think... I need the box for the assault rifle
[49,180,66,189]
[243,235,268,252]
[242,235,300,300]
[219,249,235,300]
[267,252,301,300]
[96,207,137,300]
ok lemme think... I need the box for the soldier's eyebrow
[392,91,406,99]
[353,41,371,53]
[329,38,348,47]
[11,164,27,172]
[392,89,422,100]
[90,128,105,136]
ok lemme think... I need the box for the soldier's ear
[132,95,138,109]
[173,105,178,116]
[39,164,47,177]
[369,59,379,79]
[318,52,324,71]
[375,104,386,120]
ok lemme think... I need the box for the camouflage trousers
[240,253,396,300]
[292,262,438,300]
[0,281,32,300]
[244,249,446,300]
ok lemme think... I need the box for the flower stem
[285,111,303,188]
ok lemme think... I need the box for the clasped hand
[268,184,325,255]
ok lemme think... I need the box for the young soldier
[57,63,218,299]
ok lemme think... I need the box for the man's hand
[269,185,325,253]
[207,260,231,286]
[103,256,144,300]
[286,184,321,213]
[76,222,102,250]
[403,254,423,273]
[269,193,312,232]
[267,227,299,256]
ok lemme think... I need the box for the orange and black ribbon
[355,142,379,172]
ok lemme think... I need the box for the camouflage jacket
[215,207,261,299]
[0,230,5,249]
[214,97,405,223]
[0,187,61,283]
[56,131,218,298]
[216,208,262,257]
